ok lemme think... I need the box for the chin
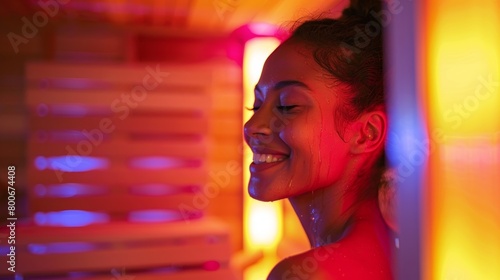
[248,186,273,202]
[248,183,286,202]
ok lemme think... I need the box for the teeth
[253,153,287,164]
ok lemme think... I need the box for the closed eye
[277,105,298,112]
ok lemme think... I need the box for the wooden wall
[0,19,243,253]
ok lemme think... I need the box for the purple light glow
[128,210,183,223]
[34,183,107,198]
[35,156,109,172]
[34,210,109,227]
[129,156,200,170]
[28,242,97,255]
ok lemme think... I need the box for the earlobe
[351,111,386,154]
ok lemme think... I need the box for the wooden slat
[14,218,228,243]
[211,63,242,87]
[29,193,198,212]
[209,217,243,253]
[0,268,237,280]
[212,91,241,114]
[0,218,231,275]
[207,193,242,216]
[202,179,242,193]
[26,89,210,112]
[10,245,230,275]
[26,62,213,88]
[208,140,243,162]
[210,117,241,137]
[26,167,206,186]
[29,115,207,134]
[27,139,206,158]
[55,28,127,61]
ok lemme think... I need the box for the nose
[244,109,274,144]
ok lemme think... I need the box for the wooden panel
[14,218,229,242]
[210,117,241,137]
[25,62,213,216]
[211,91,241,114]
[19,61,242,278]
[26,89,210,112]
[54,26,128,62]
[29,115,207,134]
[1,268,238,280]
[206,60,243,253]
[0,218,232,275]
[27,139,206,158]
[12,243,230,274]
[29,193,198,212]
[26,167,206,186]
[26,62,213,88]
[209,140,243,162]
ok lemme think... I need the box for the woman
[243,0,396,279]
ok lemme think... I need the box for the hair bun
[341,0,382,19]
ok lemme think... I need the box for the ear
[349,110,386,154]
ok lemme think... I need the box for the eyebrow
[254,80,311,93]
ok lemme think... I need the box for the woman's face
[244,40,355,201]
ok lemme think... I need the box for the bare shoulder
[268,241,392,280]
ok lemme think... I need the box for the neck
[289,184,384,248]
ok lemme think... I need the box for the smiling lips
[252,153,288,164]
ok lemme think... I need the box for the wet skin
[244,39,393,279]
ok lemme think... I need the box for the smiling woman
[243,0,396,279]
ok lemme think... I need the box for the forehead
[258,40,322,89]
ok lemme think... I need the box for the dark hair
[288,0,386,197]
[289,0,384,133]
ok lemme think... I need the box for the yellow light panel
[423,0,500,279]
[242,37,282,254]
[242,37,282,280]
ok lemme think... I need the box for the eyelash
[277,105,297,112]
[245,106,298,112]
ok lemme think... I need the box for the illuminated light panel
[423,0,500,279]
[248,204,281,246]
[35,156,109,172]
[129,156,200,169]
[128,210,183,223]
[34,210,110,227]
[34,183,107,197]
[242,37,283,256]
[28,242,97,255]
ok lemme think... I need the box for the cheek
[281,117,340,184]
[304,118,349,187]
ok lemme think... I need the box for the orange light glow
[423,0,500,279]
[242,37,282,256]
